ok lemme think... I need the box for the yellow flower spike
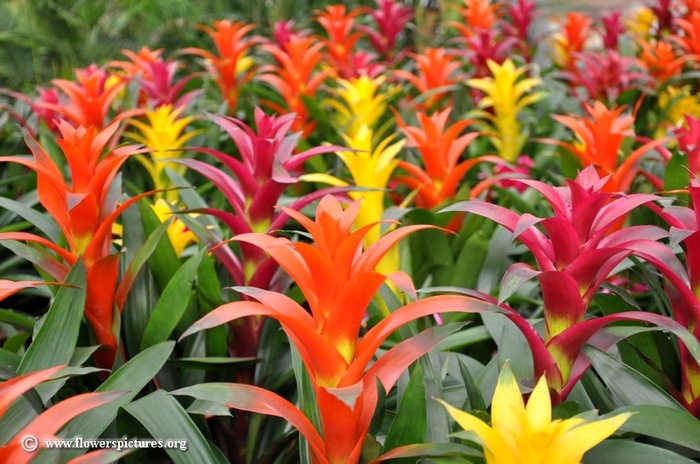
[467,59,545,162]
[440,364,633,464]
[151,199,198,258]
[127,104,202,201]
[625,6,656,38]
[302,125,404,280]
[325,75,389,138]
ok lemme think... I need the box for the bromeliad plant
[174,195,496,464]
[443,166,700,399]
[467,58,544,163]
[0,121,151,369]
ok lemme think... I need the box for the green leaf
[0,308,35,330]
[374,442,481,462]
[0,195,60,242]
[35,341,175,462]
[166,356,258,370]
[610,404,700,453]
[17,260,86,373]
[584,345,684,410]
[140,249,205,350]
[291,343,320,464]
[458,358,486,412]
[583,440,697,464]
[124,390,221,464]
[382,363,427,460]
[137,199,181,292]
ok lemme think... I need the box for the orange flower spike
[394,48,465,110]
[638,39,695,85]
[676,10,700,56]
[110,46,164,79]
[259,35,330,135]
[46,65,135,129]
[544,101,669,193]
[450,0,502,39]
[394,107,500,209]
[182,20,259,114]
[314,4,363,66]
[551,12,593,69]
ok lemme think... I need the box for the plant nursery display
[2,0,700,463]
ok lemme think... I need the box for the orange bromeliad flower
[179,195,493,464]
[259,34,331,136]
[637,39,694,86]
[449,0,502,39]
[543,101,669,193]
[550,12,593,69]
[40,64,140,129]
[394,48,466,110]
[314,4,362,72]
[394,107,508,209]
[0,121,149,368]
[675,10,700,57]
[181,20,258,114]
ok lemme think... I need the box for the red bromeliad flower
[442,166,697,399]
[542,101,669,193]
[0,366,123,464]
[558,50,650,103]
[393,107,509,209]
[0,86,61,135]
[676,115,700,175]
[358,0,413,61]
[178,195,496,464]
[39,64,140,129]
[499,0,539,60]
[394,48,466,111]
[460,28,519,79]
[180,20,259,114]
[259,34,331,136]
[0,121,150,368]
[601,11,625,51]
[649,179,700,415]
[111,48,203,110]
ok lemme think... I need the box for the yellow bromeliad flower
[467,59,544,162]
[325,75,391,139]
[440,365,632,464]
[127,104,201,202]
[151,199,198,257]
[625,6,656,39]
[302,125,404,277]
[659,85,700,127]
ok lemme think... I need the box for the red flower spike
[358,0,413,60]
[443,166,675,343]
[676,115,700,175]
